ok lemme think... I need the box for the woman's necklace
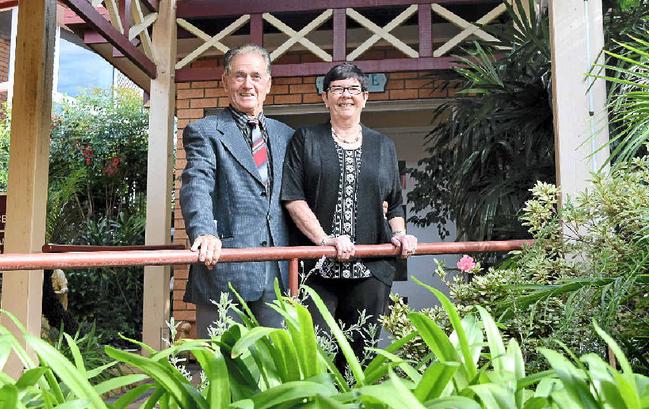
[331,125,362,145]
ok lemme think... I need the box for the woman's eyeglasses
[327,86,364,95]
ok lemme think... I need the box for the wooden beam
[142,0,176,351]
[549,0,609,203]
[176,56,455,81]
[332,8,346,61]
[418,4,432,58]
[0,0,56,377]
[61,0,157,78]
[177,0,500,18]
[250,13,264,45]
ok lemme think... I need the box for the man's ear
[321,92,328,108]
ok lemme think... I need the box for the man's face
[222,52,271,116]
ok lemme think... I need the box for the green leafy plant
[3,280,649,408]
[386,154,649,374]
[408,0,555,241]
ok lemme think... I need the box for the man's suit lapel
[215,110,264,184]
[266,120,285,201]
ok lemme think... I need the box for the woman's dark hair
[322,63,367,93]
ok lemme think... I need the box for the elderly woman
[281,63,417,364]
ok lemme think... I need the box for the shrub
[2,281,648,408]
[384,154,649,373]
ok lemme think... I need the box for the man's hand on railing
[190,234,222,269]
[391,233,418,259]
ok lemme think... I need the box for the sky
[57,38,113,96]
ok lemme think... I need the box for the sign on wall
[315,73,388,94]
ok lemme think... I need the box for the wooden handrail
[2,240,533,295]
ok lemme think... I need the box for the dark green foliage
[408,1,554,241]
[47,89,149,345]
[385,156,649,374]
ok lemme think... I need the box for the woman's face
[322,77,368,124]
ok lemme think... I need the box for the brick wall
[172,62,458,337]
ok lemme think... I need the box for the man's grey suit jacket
[180,109,294,305]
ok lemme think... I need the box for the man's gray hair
[223,44,272,75]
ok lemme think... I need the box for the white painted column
[0,0,56,376]
[142,0,176,351]
[549,0,609,202]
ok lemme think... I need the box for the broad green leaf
[367,348,421,383]
[364,331,418,384]
[249,380,335,409]
[86,360,119,380]
[423,396,481,409]
[303,286,363,385]
[0,384,18,408]
[477,306,506,373]
[94,373,148,395]
[580,353,627,408]
[413,361,459,402]
[231,327,279,358]
[469,383,517,409]
[539,348,599,409]
[229,399,254,409]
[358,371,427,409]
[521,396,548,409]
[310,394,349,409]
[413,277,477,379]
[0,335,14,370]
[63,333,86,375]
[105,346,207,409]
[109,383,155,409]
[268,330,301,382]
[408,312,458,363]
[193,348,230,409]
[54,401,93,409]
[15,367,47,389]
[25,334,107,409]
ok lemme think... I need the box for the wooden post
[549,0,609,202]
[0,0,56,376]
[142,0,176,351]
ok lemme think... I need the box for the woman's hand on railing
[322,234,355,262]
[391,233,418,259]
[190,234,222,269]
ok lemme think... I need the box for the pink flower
[457,255,477,272]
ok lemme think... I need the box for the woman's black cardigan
[280,123,405,286]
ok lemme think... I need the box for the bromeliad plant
[2,282,649,408]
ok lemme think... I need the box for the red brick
[405,79,432,89]
[173,310,196,321]
[303,93,324,104]
[192,80,219,88]
[175,279,187,290]
[190,98,218,108]
[290,83,317,94]
[389,72,418,79]
[173,301,187,310]
[269,85,289,95]
[368,91,389,101]
[205,87,227,98]
[386,80,404,90]
[177,108,204,119]
[173,289,185,301]
[177,119,190,129]
[176,99,190,109]
[177,89,204,99]
[274,94,302,104]
[176,158,187,169]
[389,89,418,99]
[274,77,302,85]
[176,82,191,89]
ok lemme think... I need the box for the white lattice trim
[264,10,333,62]
[432,2,507,57]
[129,0,156,59]
[175,15,250,69]
[102,0,124,34]
[346,5,419,61]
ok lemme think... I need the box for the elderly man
[180,44,293,336]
